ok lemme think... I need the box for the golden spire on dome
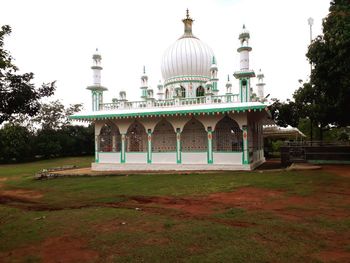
[181,9,195,38]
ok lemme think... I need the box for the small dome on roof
[239,24,250,39]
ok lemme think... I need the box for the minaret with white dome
[225,75,232,94]
[157,81,164,100]
[210,56,219,95]
[234,25,255,103]
[256,69,266,101]
[86,49,107,111]
[140,66,148,100]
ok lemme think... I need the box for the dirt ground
[0,236,98,263]
[1,164,350,262]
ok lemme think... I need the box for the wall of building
[213,152,242,164]
[92,111,266,169]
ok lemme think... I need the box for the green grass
[0,156,93,178]
[0,156,349,262]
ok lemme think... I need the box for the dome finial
[243,24,245,29]
[182,9,194,38]
[143,65,146,74]
[227,74,230,81]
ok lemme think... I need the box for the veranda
[93,111,265,170]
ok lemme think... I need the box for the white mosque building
[71,10,269,171]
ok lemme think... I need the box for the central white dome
[161,13,215,85]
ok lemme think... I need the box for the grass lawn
[0,156,350,262]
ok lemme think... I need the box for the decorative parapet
[99,94,240,111]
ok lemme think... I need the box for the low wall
[125,152,147,164]
[91,163,252,171]
[281,146,350,166]
[152,152,176,164]
[182,152,207,164]
[98,152,120,164]
[213,152,242,164]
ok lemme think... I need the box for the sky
[1,0,331,110]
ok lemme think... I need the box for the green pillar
[95,135,99,163]
[121,133,126,163]
[176,128,182,164]
[240,79,249,103]
[147,129,152,164]
[112,135,116,152]
[207,128,213,164]
[242,125,249,164]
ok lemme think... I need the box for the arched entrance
[181,118,207,152]
[126,121,147,152]
[180,86,186,98]
[152,119,177,163]
[181,118,208,164]
[165,89,170,99]
[212,116,243,165]
[196,86,205,97]
[213,116,243,152]
[99,123,121,152]
[152,119,176,152]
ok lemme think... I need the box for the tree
[306,0,350,128]
[0,25,55,124]
[0,123,34,162]
[31,100,93,159]
[272,1,350,141]
[269,99,300,128]
[33,100,83,130]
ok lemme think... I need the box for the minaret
[87,49,107,111]
[210,56,219,95]
[225,75,232,94]
[140,66,148,100]
[256,69,266,101]
[157,80,164,100]
[233,25,255,102]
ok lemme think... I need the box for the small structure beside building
[71,10,270,171]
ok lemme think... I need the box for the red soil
[322,164,350,178]
[0,236,99,263]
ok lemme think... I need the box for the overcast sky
[1,0,330,110]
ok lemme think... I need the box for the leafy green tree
[0,25,55,124]
[0,124,34,162]
[272,1,350,141]
[306,0,350,128]
[33,100,83,130]
[269,99,299,128]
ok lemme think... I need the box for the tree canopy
[306,0,350,127]
[271,0,350,140]
[0,25,55,124]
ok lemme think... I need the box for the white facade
[72,10,268,171]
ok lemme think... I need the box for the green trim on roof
[70,104,267,121]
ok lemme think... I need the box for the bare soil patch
[1,189,43,200]
[0,236,99,263]
[123,186,350,222]
[322,165,350,178]
[0,189,44,206]
[314,250,350,263]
